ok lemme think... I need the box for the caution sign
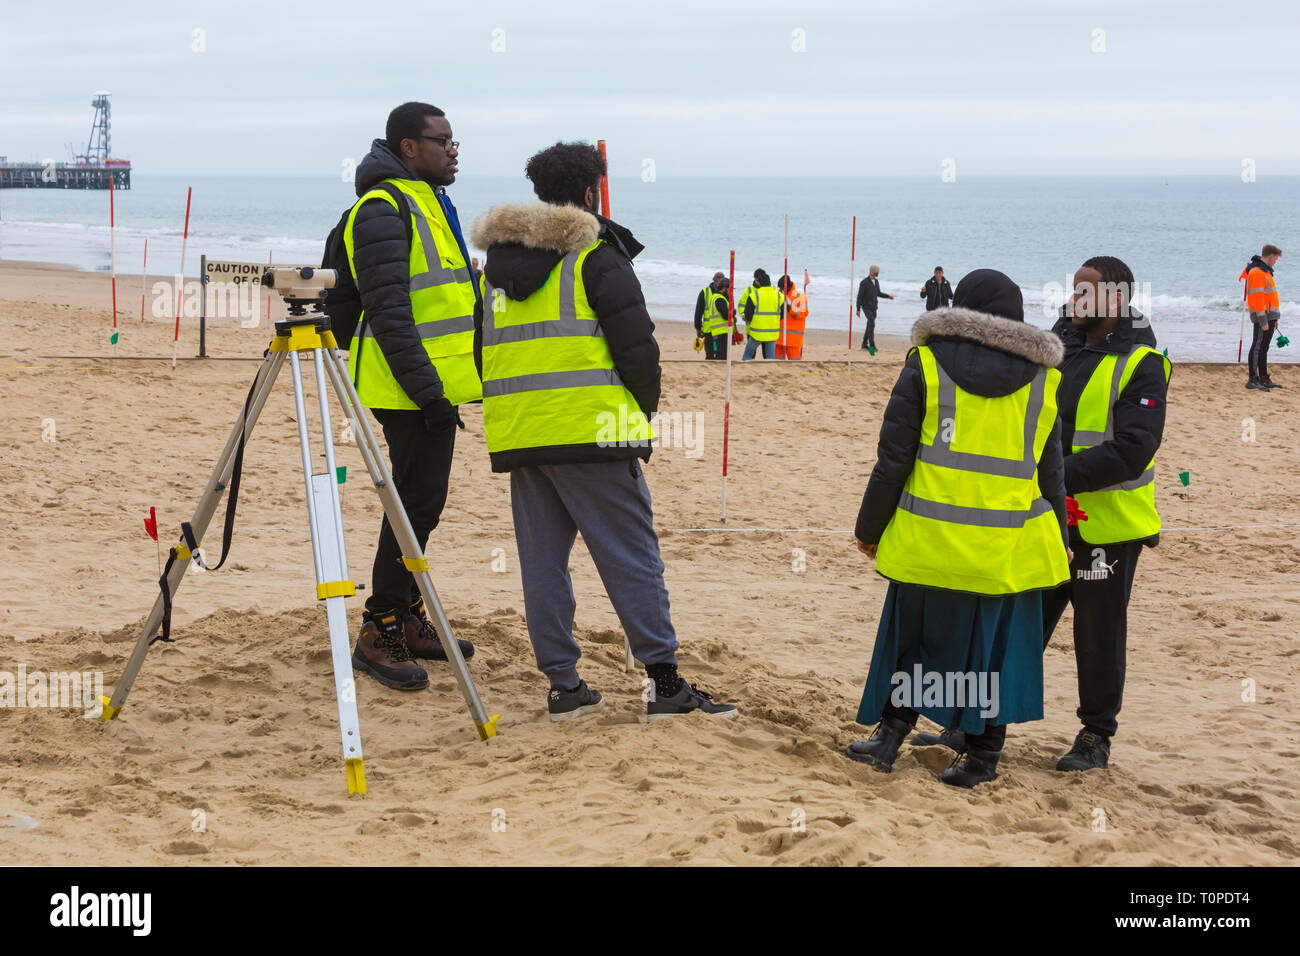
[201,256,313,327]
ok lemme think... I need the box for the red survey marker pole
[172,186,192,368]
[596,139,633,671]
[597,140,611,217]
[722,249,736,522]
[782,213,789,355]
[847,215,857,350]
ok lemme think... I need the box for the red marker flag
[803,269,810,292]
[144,506,158,540]
[1065,496,1088,526]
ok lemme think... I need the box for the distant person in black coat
[856,264,894,351]
[921,267,954,311]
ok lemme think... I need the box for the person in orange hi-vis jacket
[776,274,808,360]
[1241,243,1283,390]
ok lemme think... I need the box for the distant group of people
[693,268,809,360]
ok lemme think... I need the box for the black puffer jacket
[350,139,477,410]
[470,201,662,472]
[1050,308,1168,546]
[855,308,1069,551]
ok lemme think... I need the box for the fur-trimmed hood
[912,307,1064,368]
[470,201,599,255]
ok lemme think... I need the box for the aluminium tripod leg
[101,349,288,721]
[290,348,366,793]
[319,347,499,741]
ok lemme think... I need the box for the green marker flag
[336,465,347,485]
[1162,348,1169,358]
[868,346,876,356]
[1277,334,1289,348]
[1179,471,1190,487]
[110,331,119,345]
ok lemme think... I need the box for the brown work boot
[404,597,476,661]
[352,610,428,690]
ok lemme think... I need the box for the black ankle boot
[940,747,1001,788]
[911,727,966,752]
[846,715,913,772]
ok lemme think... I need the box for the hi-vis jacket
[740,284,783,341]
[700,287,731,335]
[1241,256,1281,324]
[859,308,1071,596]
[470,201,663,473]
[1050,308,1171,547]
[782,288,808,349]
[345,176,482,408]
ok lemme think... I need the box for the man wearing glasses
[343,101,480,690]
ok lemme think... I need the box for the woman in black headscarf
[845,269,1071,787]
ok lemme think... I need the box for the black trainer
[1056,729,1111,771]
[1246,379,1264,390]
[911,727,966,752]
[646,680,738,721]
[1262,378,1282,389]
[548,680,605,722]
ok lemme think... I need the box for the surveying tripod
[100,313,499,794]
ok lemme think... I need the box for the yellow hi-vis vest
[479,240,654,460]
[740,285,782,341]
[701,287,730,335]
[876,345,1069,596]
[1070,345,1172,544]
[344,178,482,408]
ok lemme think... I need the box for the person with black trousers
[346,102,478,690]
[920,267,954,311]
[856,264,894,351]
[693,271,731,360]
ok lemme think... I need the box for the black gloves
[421,397,463,433]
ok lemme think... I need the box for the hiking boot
[1246,379,1265,390]
[1056,729,1111,771]
[845,715,913,772]
[940,747,1001,788]
[352,612,428,691]
[548,680,605,722]
[404,597,475,662]
[911,727,966,752]
[646,680,738,721]
[1262,378,1282,389]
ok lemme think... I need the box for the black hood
[355,139,415,198]
[1246,254,1274,276]
[911,306,1065,399]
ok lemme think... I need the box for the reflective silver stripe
[357,313,475,341]
[1245,286,1271,294]
[784,329,804,337]
[404,195,472,290]
[899,493,1053,528]
[482,367,621,398]
[917,363,1044,480]
[482,252,605,346]
[1073,351,1130,447]
[1097,466,1155,493]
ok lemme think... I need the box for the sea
[2,174,1296,362]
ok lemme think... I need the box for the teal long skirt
[856,581,1045,734]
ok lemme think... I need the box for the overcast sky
[2,0,1296,178]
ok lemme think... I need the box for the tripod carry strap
[150,375,258,646]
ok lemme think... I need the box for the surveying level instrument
[101,267,499,794]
